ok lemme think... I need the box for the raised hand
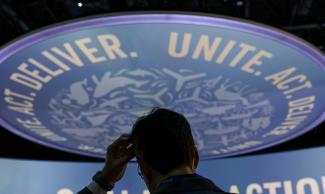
[101,134,135,185]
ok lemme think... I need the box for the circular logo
[0,13,324,159]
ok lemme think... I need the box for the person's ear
[192,147,199,170]
[138,159,152,181]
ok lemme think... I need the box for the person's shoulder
[154,174,234,194]
[200,177,234,194]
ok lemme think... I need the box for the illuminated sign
[0,13,324,159]
[2,146,325,194]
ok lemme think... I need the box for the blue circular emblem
[0,13,324,159]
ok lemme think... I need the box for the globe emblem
[48,67,274,158]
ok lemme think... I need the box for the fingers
[109,134,131,147]
[101,135,135,184]
[118,144,135,163]
[107,134,134,161]
[107,134,131,151]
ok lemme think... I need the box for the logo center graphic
[48,68,274,157]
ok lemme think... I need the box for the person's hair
[130,108,196,175]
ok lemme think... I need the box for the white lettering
[247,183,263,194]
[75,37,106,63]
[57,188,73,194]
[97,34,127,59]
[229,185,240,194]
[297,178,320,194]
[241,50,272,73]
[10,73,42,90]
[18,61,51,83]
[215,40,236,64]
[192,35,222,61]
[168,32,192,58]
[229,43,256,67]
[51,43,84,67]
[263,182,281,194]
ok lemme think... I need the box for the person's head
[130,108,199,191]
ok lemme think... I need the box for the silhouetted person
[78,108,231,194]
